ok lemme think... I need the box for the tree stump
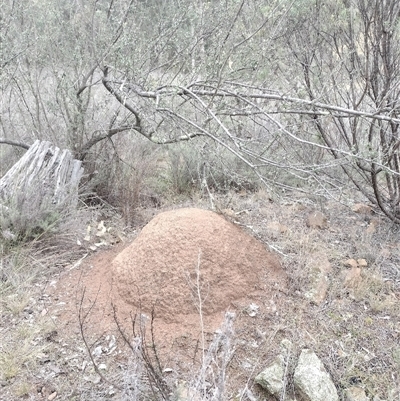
[0,140,84,238]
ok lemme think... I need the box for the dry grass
[227,190,400,400]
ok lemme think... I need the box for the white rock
[345,386,369,401]
[247,303,259,317]
[92,346,102,358]
[48,392,57,401]
[255,355,284,396]
[108,335,116,349]
[294,349,338,401]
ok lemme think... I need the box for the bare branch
[0,138,30,150]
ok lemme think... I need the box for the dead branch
[0,138,30,150]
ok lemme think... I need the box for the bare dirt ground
[1,190,400,400]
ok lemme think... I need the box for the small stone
[343,267,362,288]
[345,386,369,401]
[352,204,372,214]
[108,335,116,349]
[48,364,61,374]
[221,208,239,221]
[305,254,332,305]
[280,339,293,352]
[365,218,379,234]
[305,273,329,305]
[255,356,284,396]
[267,221,288,235]
[86,375,101,384]
[357,259,368,267]
[96,221,107,237]
[344,267,361,288]
[246,303,259,317]
[48,392,57,401]
[92,346,103,358]
[344,259,359,268]
[317,255,332,274]
[306,211,328,229]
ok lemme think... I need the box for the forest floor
[1,189,400,401]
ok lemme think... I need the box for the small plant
[0,184,68,243]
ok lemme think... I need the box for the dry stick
[280,344,291,401]
[195,250,206,371]
[186,250,209,398]
[201,163,215,210]
[113,305,170,400]
[186,254,238,400]
[148,306,165,376]
[138,310,170,401]
[78,287,122,390]
[213,312,236,401]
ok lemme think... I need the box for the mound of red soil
[112,208,286,323]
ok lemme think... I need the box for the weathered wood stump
[0,140,84,238]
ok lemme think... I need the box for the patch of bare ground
[1,192,399,400]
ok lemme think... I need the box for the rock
[306,211,328,229]
[112,208,286,323]
[267,221,288,235]
[366,218,379,234]
[305,273,329,305]
[246,303,259,317]
[221,208,239,221]
[294,349,339,401]
[48,392,57,401]
[344,259,367,269]
[256,340,294,398]
[280,339,293,353]
[255,356,285,396]
[304,254,332,305]
[345,386,369,401]
[357,259,368,267]
[344,259,359,268]
[352,204,372,214]
[92,346,102,358]
[343,267,362,288]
